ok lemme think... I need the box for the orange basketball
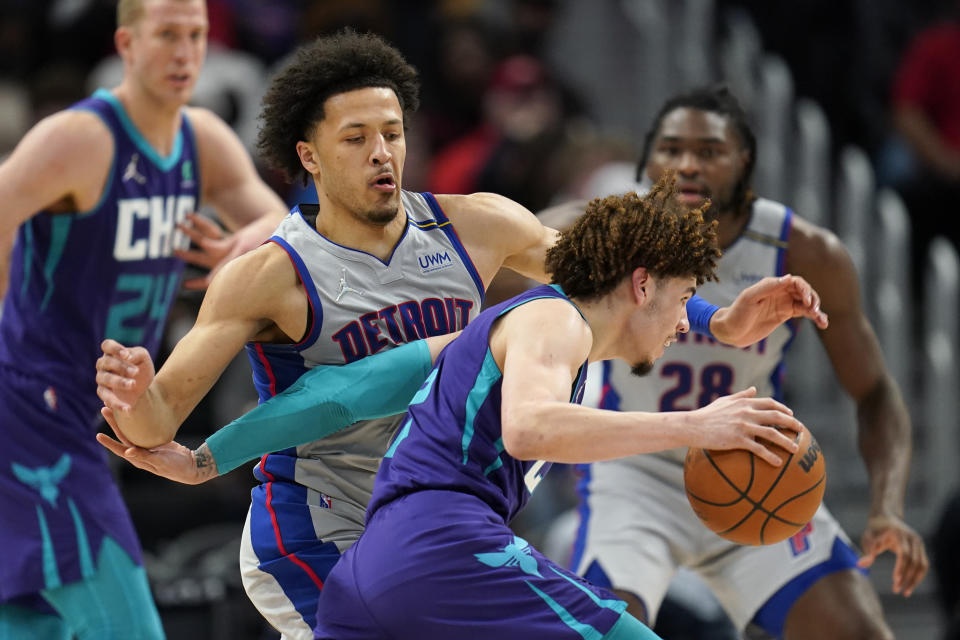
[683,424,826,546]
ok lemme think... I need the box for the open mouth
[371,174,396,191]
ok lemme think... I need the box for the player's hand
[689,387,803,467]
[96,339,155,412]
[858,512,929,597]
[174,212,238,290]
[710,275,829,347]
[97,407,217,485]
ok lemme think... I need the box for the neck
[570,291,626,363]
[112,83,183,156]
[312,191,407,262]
[715,205,751,249]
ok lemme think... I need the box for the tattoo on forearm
[193,443,218,478]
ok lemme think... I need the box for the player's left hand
[710,274,829,347]
[174,212,241,290]
[97,407,218,485]
[857,512,929,597]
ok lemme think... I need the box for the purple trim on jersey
[598,360,621,410]
[775,207,794,277]
[243,234,322,403]
[291,205,411,267]
[569,464,594,572]
[267,236,322,347]
[768,207,796,401]
[751,536,862,636]
[419,192,486,300]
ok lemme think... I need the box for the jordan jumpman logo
[336,268,364,302]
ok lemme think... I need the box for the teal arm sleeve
[206,339,433,475]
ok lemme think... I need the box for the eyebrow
[338,118,403,133]
[658,135,727,145]
[686,287,697,296]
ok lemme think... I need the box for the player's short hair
[546,172,720,299]
[638,85,757,214]
[117,0,201,27]
[257,29,420,185]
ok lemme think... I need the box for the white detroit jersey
[574,197,854,631]
[600,196,796,466]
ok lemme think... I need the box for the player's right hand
[689,387,803,467]
[97,407,215,485]
[96,339,155,412]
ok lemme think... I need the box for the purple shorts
[314,490,627,639]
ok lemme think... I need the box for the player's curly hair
[257,29,420,185]
[637,85,757,217]
[546,173,720,299]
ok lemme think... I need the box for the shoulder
[786,213,851,275]
[25,109,112,159]
[434,192,543,239]
[434,192,530,221]
[499,296,593,360]
[203,241,299,312]
[182,106,239,147]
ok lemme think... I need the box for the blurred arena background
[2,1,958,637]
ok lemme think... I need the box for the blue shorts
[314,490,628,639]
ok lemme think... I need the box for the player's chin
[630,359,654,377]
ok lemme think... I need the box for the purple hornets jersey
[0,88,199,421]
[368,284,589,524]
[0,89,199,600]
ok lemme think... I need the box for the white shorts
[571,454,854,631]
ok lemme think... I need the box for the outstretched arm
[97,334,457,483]
[494,298,804,465]
[707,274,829,347]
[788,219,927,596]
[95,244,303,447]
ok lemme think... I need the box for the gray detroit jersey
[244,190,484,544]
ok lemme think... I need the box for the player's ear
[631,267,650,306]
[115,26,134,61]
[296,140,320,179]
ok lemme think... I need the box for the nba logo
[43,386,58,412]
[319,493,333,510]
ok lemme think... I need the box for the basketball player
[570,86,929,639]
[0,1,287,638]
[312,180,811,639]
[92,33,827,640]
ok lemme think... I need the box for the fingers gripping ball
[683,424,826,545]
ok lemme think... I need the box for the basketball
[683,424,826,546]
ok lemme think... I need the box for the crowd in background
[3,0,960,638]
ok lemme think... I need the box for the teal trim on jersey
[461,348,502,465]
[39,216,72,312]
[384,417,412,459]
[551,566,627,613]
[35,505,61,589]
[483,438,505,476]
[602,612,661,640]
[67,498,95,579]
[94,88,183,171]
[40,537,165,640]
[410,366,438,406]
[526,581,604,640]
[70,103,117,218]
[0,602,69,640]
[19,219,33,300]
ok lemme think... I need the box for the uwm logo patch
[418,250,455,274]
